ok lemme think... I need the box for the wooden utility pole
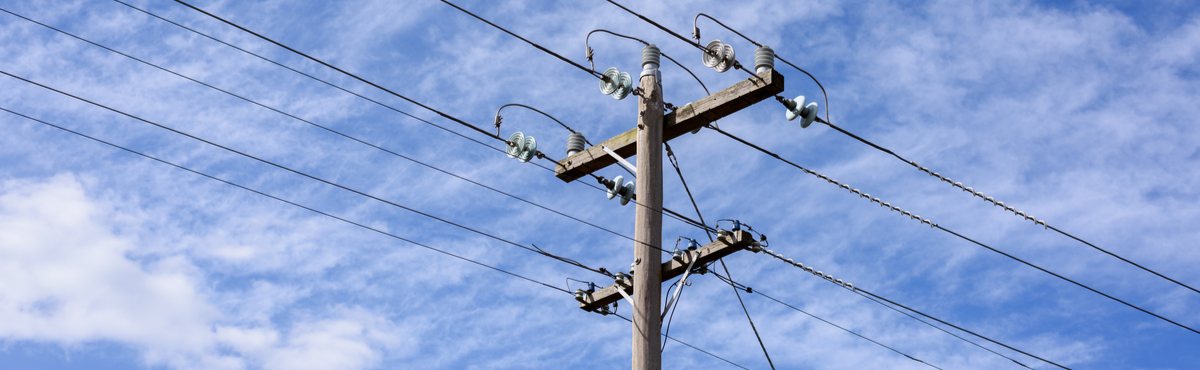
[561,45,784,370]
[632,44,664,370]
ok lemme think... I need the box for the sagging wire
[710,270,944,370]
[707,122,1200,336]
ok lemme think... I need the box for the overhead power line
[0,5,654,260]
[0,70,611,279]
[437,0,604,80]
[4,105,748,368]
[150,0,715,239]
[0,105,570,294]
[692,12,831,124]
[171,0,502,143]
[709,271,944,370]
[430,2,1087,366]
[815,115,1200,296]
[758,245,1062,369]
[716,260,776,369]
[108,0,505,153]
[688,8,1198,298]
[602,0,758,79]
[706,123,1200,336]
[611,313,750,370]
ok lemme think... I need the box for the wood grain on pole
[555,70,784,182]
[632,58,664,370]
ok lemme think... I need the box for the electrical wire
[814,116,1200,297]
[691,4,1197,301]
[0,6,648,263]
[709,271,944,370]
[0,69,612,280]
[693,13,831,124]
[151,0,715,247]
[494,103,580,137]
[717,260,777,370]
[3,99,747,370]
[665,143,776,368]
[3,104,752,368]
[852,290,1036,369]
[602,0,759,79]
[438,0,604,80]
[706,123,1200,336]
[867,287,1078,369]
[659,276,687,352]
[172,0,503,143]
[611,313,751,370]
[437,3,772,360]
[430,5,777,363]
[585,28,712,98]
[0,105,571,295]
[759,245,1060,369]
[109,0,505,154]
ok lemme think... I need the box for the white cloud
[0,174,225,369]
[3,0,1199,368]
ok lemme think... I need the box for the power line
[0,105,570,295]
[413,1,726,238]
[669,139,773,367]
[611,313,750,370]
[2,103,748,367]
[2,99,748,370]
[706,123,1200,336]
[692,12,831,124]
[0,5,651,263]
[431,0,1193,358]
[709,271,944,370]
[816,116,1200,297]
[436,4,882,366]
[602,0,759,79]
[171,0,503,143]
[758,245,1059,369]
[852,290,1035,369]
[109,0,504,154]
[688,6,1198,300]
[437,0,604,80]
[598,0,1199,337]
[584,28,712,98]
[716,260,776,369]
[0,69,611,279]
[143,0,714,241]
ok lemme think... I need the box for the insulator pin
[505,131,537,163]
[754,46,775,74]
[702,39,736,73]
[565,132,586,157]
[600,67,633,100]
[780,95,819,128]
[642,44,661,70]
[605,175,635,206]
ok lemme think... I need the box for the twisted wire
[708,123,1200,335]
[818,116,1200,296]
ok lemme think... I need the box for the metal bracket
[602,145,638,175]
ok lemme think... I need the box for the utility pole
[632,44,664,370]
[563,45,784,370]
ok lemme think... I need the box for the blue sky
[1,0,1198,369]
